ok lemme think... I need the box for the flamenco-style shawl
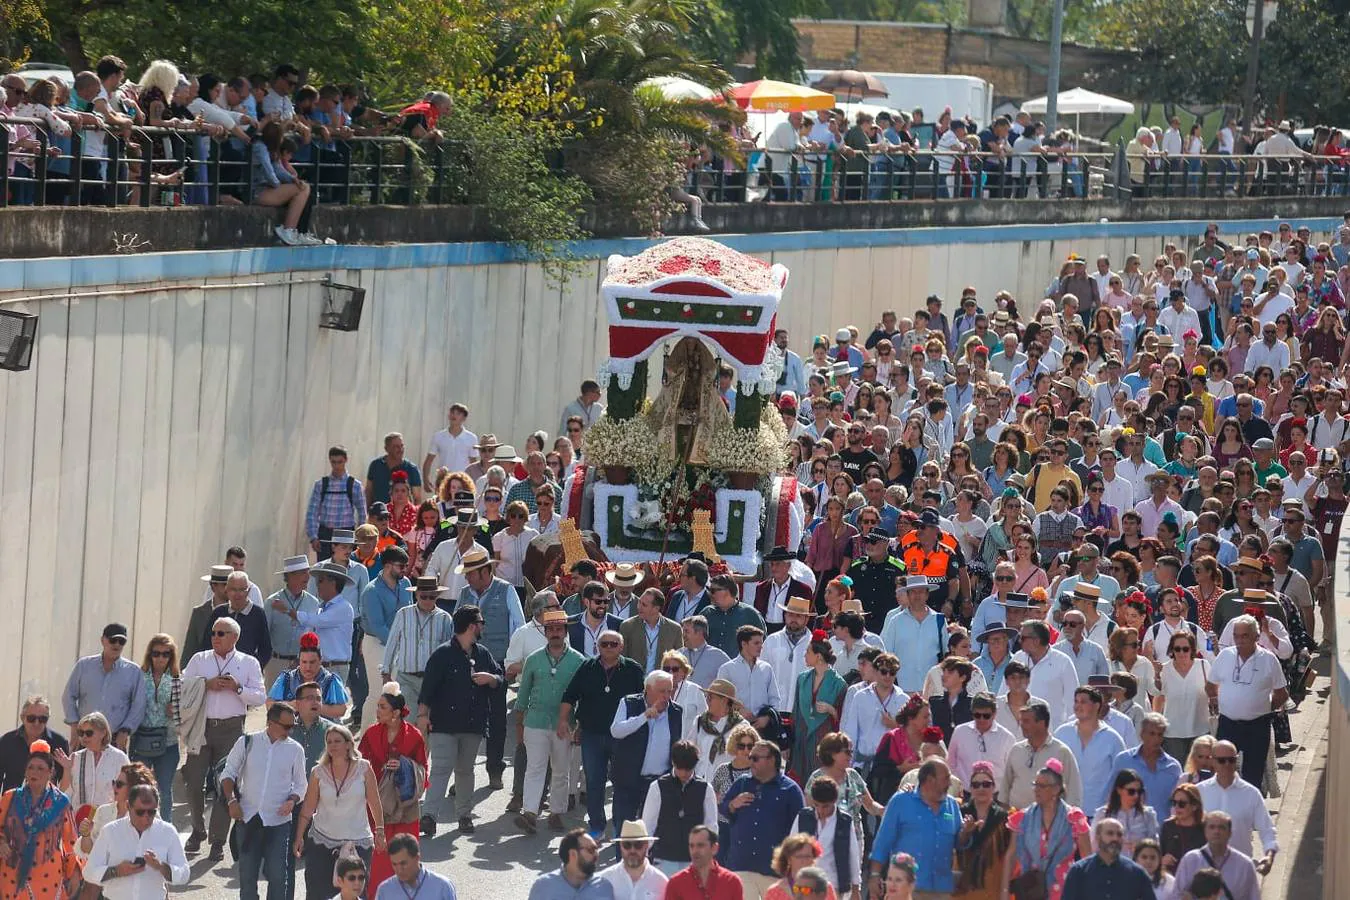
[5,785,70,890]
[695,709,745,761]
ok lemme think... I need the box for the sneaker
[296,231,324,246]
[487,775,504,791]
[692,216,711,232]
[505,794,523,814]
[323,237,337,245]
[547,813,565,832]
[184,832,205,854]
[458,817,475,834]
[207,841,225,861]
[420,814,438,837]
[515,811,538,834]
[587,827,606,841]
[274,225,300,246]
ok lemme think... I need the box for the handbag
[1008,868,1049,900]
[130,725,169,759]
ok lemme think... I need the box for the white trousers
[361,634,386,724]
[522,727,572,816]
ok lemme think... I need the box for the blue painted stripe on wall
[7,215,1342,292]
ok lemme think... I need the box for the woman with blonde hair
[55,711,128,808]
[764,833,837,900]
[131,633,180,819]
[77,760,154,857]
[294,724,386,899]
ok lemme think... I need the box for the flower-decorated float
[560,237,805,573]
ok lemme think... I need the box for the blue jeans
[238,819,290,900]
[580,731,614,832]
[131,741,180,822]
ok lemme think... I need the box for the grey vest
[464,577,514,661]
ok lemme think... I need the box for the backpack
[321,475,358,514]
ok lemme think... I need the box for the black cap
[863,527,892,543]
[103,623,129,640]
[918,509,941,528]
[368,501,390,518]
[1169,288,1185,300]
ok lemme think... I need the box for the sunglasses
[277,720,296,731]
[1171,645,1193,654]
[79,729,96,738]
[1171,798,1191,807]
[620,841,649,850]
[597,640,620,649]
[972,712,993,720]
[995,575,1014,582]
[661,666,683,674]
[485,496,502,502]
[212,630,233,638]
[343,874,368,882]
[107,637,127,645]
[1213,756,1238,765]
[736,741,757,750]
[24,715,47,725]
[150,650,172,659]
[130,808,156,818]
[112,780,126,789]
[970,780,996,789]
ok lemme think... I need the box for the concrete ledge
[2,195,1348,260]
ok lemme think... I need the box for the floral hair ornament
[1045,757,1064,774]
[1120,427,1136,436]
[1001,487,1020,499]
[971,760,996,779]
[922,726,945,744]
[1182,329,1200,342]
[28,740,50,755]
[838,575,854,588]
[1191,366,1208,377]
[890,852,919,878]
[1029,587,1048,604]
[390,470,409,484]
[299,631,321,652]
[811,629,829,643]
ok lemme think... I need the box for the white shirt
[187,97,245,130]
[505,621,548,670]
[674,679,706,743]
[1254,291,1293,326]
[692,715,735,780]
[1161,128,1183,157]
[840,684,909,758]
[641,774,718,835]
[83,816,190,900]
[598,859,668,900]
[1158,304,1201,339]
[1280,473,1317,514]
[526,513,558,536]
[426,427,478,474]
[764,119,803,173]
[181,650,266,720]
[715,655,781,713]
[423,540,470,599]
[69,746,131,808]
[1117,458,1159,504]
[1307,413,1350,450]
[993,692,1045,735]
[947,720,1017,785]
[760,630,811,711]
[812,810,862,890]
[220,731,308,827]
[1218,617,1292,659]
[1100,474,1136,520]
[1012,647,1079,728]
[1196,776,1279,857]
[1218,126,1235,153]
[382,605,455,675]
[1207,645,1286,720]
[493,527,539,587]
[1243,338,1290,374]
[1158,659,1212,739]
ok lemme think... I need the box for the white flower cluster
[704,405,790,475]
[581,414,659,471]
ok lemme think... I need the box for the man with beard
[750,547,813,633]
[838,421,880,482]
[1061,817,1154,898]
[699,575,766,658]
[760,596,814,720]
[597,820,668,896]
[516,610,584,834]
[965,413,997,470]
[847,530,905,635]
[528,828,610,899]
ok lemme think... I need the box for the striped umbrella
[729,79,835,113]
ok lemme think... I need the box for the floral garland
[581,402,658,471]
[702,404,790,475]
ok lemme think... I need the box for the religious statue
[647,336,731,467]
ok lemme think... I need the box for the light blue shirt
[62,656,147,734]
[265,588,320,658]
[376,868,460,900]
[1185,534,1238,566]
[880,606,945,693]
[974,652,1011,695]
[643,622,661,672]
[1111,746,1182,816]
[295,598,356,663]
[779,349,808,397]
[1053,721,1126,815]
[360,575,411,643]
[969,594,1002,654]
[870,789,962,893]
[1053,637,1111,683]
[527,872,612,900]
[307,557,370,620]
[612,702,673,777]
[1054,574,1122,606]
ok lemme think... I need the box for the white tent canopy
[1021,87,1134,116]
[639,77,720,101]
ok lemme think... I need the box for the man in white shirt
[947,692,1017,784]
[1243,320,1291,374]
[1012,621,1078,728]
[1207,619,1288,793]
[760,598,813,713]
[1196,741,1279,871]
[422,402,477,476]
[839,652,907,762]
[936,118,968,197]
[764,112,806,200]
[84,783,190,900]
[180,617,266,859]
[1095,449,1136,518]
[1160,116,1183,157]
[597,820,668,899]
[1091,255,1118,301]
[219,703,308,900]
[1157,289,1201,340]
[795,777,861,898]
[716,626,781,726]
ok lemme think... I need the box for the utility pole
[1045,0,1065,132]
[1242,0,1266,130]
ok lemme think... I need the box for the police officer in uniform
[847,529,906,634]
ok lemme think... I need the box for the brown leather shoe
[515,811,538,834]
[547,813,565,832]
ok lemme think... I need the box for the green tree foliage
[1089,0,1248,104]
[1257,0,1350,124]
[0,0,48,70]
[684,0,824,80]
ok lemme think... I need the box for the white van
[803,71,994,128]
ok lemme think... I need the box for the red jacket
[666,863,743,900]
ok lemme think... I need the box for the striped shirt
[304,474,366,539]
[504,477,558,514]
[382,605,454,676]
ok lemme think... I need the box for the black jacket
[204,603,273,669]
[420,638,503,735]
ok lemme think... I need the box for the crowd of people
[0,60,451,244]
[0,220,1342,900]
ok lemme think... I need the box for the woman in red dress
[388,472,420,535]
[358,684,427,895]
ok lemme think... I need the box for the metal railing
[5,115,1350,210]
[0,116,470,209]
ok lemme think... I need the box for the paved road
[168,648,1335,899]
